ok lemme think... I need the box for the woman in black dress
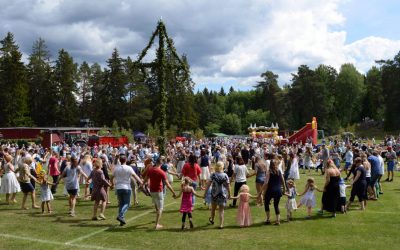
[346,157,367,210]
[321,160,341,217]
[259,158,286,225]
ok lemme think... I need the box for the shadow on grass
[53,216,93,224]
[0,207,20,211]
[70,222,117,228]
[105,222,155,232]
[28,212,59,218]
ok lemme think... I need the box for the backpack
[211,173,227,199]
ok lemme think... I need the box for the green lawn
[1,170,399,250]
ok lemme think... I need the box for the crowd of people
[0,135,399,229]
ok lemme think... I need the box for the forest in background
[0,31,400,137]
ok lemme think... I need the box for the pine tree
[99,48,127,126]
[27,38,57,126]
[256,70,281,122]
[53,49,79,126]
[219,87,226,96]
[362,66,384,121]
[88,63,105,125]
[0,32,32,126]
[78,61,92,119]
[125,56,152,131]
[379,52,400,130]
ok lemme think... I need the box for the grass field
[1,169,399,250]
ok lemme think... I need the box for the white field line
[0,233,118,250]
[65,201,177,245]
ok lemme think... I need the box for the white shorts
[150,192,164,210]
[200,167,210,180]
[167,173,173,183]
[176,161,185,174]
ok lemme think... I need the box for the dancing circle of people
[0,135,398,230]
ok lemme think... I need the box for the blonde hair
[287,179,295,187]
[239,184,249,193]
[214,161,224,173]
[82,154,92,165]
[24,157,32,165]
[182,176,192,186]
[306,178,315,188]
[4,154,12,163]
[326,160,337,169]
[93,158,102,169]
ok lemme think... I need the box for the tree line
[0,32,399,136]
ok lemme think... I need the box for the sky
[1,0,400,91]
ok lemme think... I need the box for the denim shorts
[387,161,395,171]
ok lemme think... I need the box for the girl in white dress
[39,172,54,213]
[303,146,314,174]
[288,154,300,180]
[284,180,298,221]
[80,154,93,200]
[0,154,21,203]
[297,178,322,218]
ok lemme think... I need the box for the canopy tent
[133,131,146,138]
[211,133,228,138]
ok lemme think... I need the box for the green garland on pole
[135,20,189,155]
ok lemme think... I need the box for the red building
[0,127,103,148]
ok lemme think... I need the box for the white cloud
[211,0,400,87]
[344,37,400,73]
[1,0,400,90]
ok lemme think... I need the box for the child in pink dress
[175,177,202,230]
[230,185,257,227]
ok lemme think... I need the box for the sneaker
[264,220,271,225]
[92,216,98,221]
[98,214,106,220]
[189,221,194,229]
[116,217,126,226]
[70,212,76,217]
[389,179,393,182]
[208,217,214,225]
[385,178,389,182]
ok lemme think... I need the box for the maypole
[135,20,189,155]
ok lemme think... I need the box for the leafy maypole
[135,20,189,155]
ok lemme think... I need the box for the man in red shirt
[181,154,202,205]
[47,152,60,194]
[144,158,176,230]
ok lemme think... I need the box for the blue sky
[340,0,400,42]
[1,0,400,92]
